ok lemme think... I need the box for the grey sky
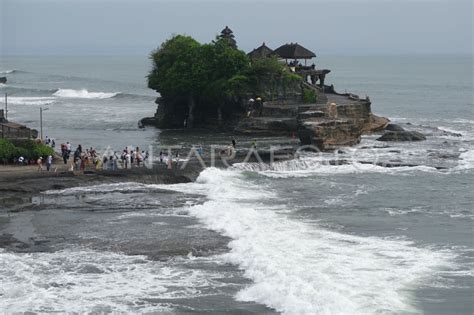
[1,0,472,55]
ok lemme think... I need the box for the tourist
[252,139,257,149]
[247,98,255,117]
[18,156,25,165]
[37,157,43,172]
[102,156,108,170]
[167,156,172,169]
[109,155,116,170]
[80,156,86,171]
[175,151,180,167]
[66,142,71,154]
[232,138,236,148]
[95,158,103,170]
[256,97,263,116]
[125,151,131,169]
[62,149,69,165]
[159,151,163,163]
[74,145,82,160]
[46,155,53,172]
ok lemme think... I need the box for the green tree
[148,35,204,128]
[148,34,303,129]
[0,139,16,162]
[244,57,301,100]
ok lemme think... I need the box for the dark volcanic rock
[138,117,156,128]
[385,124,405,132]
[377,130,426,142]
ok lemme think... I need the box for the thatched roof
[273,43,316,59]
[247,42,274,59]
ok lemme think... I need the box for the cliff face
[297,101,388,150]
[235,86,388,150]
[145,84,389,151]
[152,96,247,130]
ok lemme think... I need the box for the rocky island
[141,27,391,150]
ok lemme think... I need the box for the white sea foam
[44,182,150,195]
[0,96,56,106]
[233,157,439,178]
[438,126,464,136]
[455,149,474,170]
[0,70,15,74]
[160,168,455,314]
[0,248,227,313]
[53,88,119,99]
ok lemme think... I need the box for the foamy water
[153,168,458,314]
[53,88,119,99]
[0,249,230,313]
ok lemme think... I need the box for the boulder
[377,130,426,142]
[384,123,405,132]
[298,118,363,150]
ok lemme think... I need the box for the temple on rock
[145,27,389,150]
[239,39,388,149]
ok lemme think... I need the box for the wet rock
[377,130,426,142]
[385,124,405,132]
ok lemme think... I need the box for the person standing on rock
[46,155,53,172]
[37,157,43,172]
[125,151,131,169]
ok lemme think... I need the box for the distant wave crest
[53,89,120,99]
[3,97,56,106]
[0,70,15,74]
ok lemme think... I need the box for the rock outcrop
[377,130,426,142]
[376,123,426,142]
[235,84,389,150]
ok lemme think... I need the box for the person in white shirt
[46,155,53,171]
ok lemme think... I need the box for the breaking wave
[456,149,474,170]
[156,168,455,314]
[0,249,228,313]
[53,89,120,99]
[0,70,15,74]
[233,157,440,178]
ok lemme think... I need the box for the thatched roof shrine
[273,43,316,59]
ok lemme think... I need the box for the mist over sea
[0,54,472,314]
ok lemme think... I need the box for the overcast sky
[1,0,472,55]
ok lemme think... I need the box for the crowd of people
[58,143,152,172]
[11,135,243,172]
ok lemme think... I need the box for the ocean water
[0,55,473,314]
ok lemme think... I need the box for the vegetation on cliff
[148,35,301,128]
